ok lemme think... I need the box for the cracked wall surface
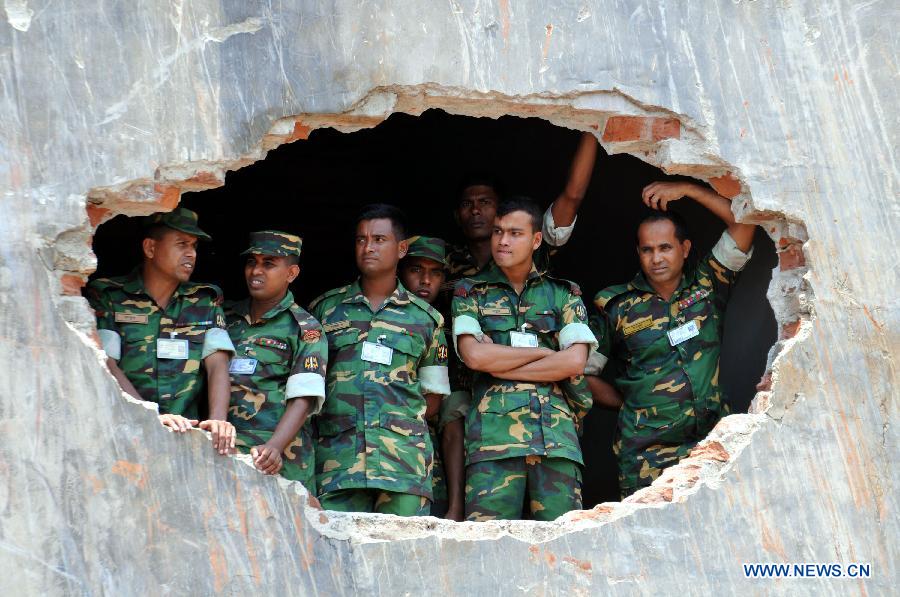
[0,1,896,595]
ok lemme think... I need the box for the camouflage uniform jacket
[85,267,234,418]
[225,291,328,484]
[451,262,597,466]
[588,231,753,442]
[310,279,451,499]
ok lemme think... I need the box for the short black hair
[355,203,407,240]
[496,196,543,233]
[637,211,690,243]
[457,172,504,202]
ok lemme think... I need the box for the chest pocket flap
[378,330,425,358]
[328,327,359,351]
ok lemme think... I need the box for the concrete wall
[0,1,895,594]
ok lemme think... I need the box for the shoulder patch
[308,284,350,310]
[288,302,318,327]
[594,284,631,311]
[409,295,445,327]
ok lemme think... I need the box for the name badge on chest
[667,320,700,346]
[229,358,258,375]
[510,331,539,348]
[361,341,393,365]
[157,337,189,360]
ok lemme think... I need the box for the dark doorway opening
[90,108,777,507]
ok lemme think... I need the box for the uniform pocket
[317,415,356,437]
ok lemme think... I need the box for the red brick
[650,117,681,140]
[86,204,111,228]
[689,440,730,462]
[288,121,312,142]
[781,320,801,339]
[602,116,680,143]
[779,244,806,270]
[153,184,181,210]
[184,171,222,188]
[709,173,742,198]
[60,274,86,296]
[602,116,645,142]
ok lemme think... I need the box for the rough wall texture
[0,1,896,595]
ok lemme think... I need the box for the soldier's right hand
[158,413,199,433]
[250,444,283,475]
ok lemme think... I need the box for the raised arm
[550,132,599,227]
[642,181,756,252]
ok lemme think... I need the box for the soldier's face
[492,210,541,269]
[244,253,299,302]
[355,218,408,277]
[143,229,198,284]
[400,257,446,304]
[637,220,692,287]
[456,185,499,241]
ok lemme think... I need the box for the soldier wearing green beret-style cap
[84,207,238,456]
[224,231,328,490]
[400,236,466,520]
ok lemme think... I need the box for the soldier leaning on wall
[224,231,328,492]
[585,181,757,498]
[84,208,237,456]
[310,204,451,516]
[452,197,596,521]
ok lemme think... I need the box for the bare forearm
[586,375,623,409]
[441,419,465,510]
[424,393,442,420]
[459,336,549,372]
[552,132,598,227]
[268,397,312,452]
[681,182,736,225]
[493,345,588,381]
[204,352,232,420]
[107,358,143,400]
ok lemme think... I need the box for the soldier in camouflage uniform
[399,235,466,520]
[586,181,757,498]
[443,131,599,284]
[224,231,328,491]
[452,197,597,521]
[310,205,451,516]
[85,207,237,455]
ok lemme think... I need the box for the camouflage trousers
[319,489,431,516]
[235,429,315,494]
[615,409,723,498]
[465,456,582,522]
[429,424,448,517]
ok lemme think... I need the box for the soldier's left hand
[250,444,283,475]
[198,419,236,455]
[642,181,687,211]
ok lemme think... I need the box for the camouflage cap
[145,207,211,241]
[405,235,447,267]
[240,230,303,258]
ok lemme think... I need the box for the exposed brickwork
[602,116,681,142]
[61,274,86,296]
[778,244,806,270]
[86,204,111,228]
[709,173,742,198]
[781,319,801,339]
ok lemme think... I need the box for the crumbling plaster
[0,1,895,595]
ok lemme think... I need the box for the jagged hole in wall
[88,109,778,515]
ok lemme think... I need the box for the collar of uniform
[123,266,195,300]
[479,260,542,289]
[233,290,295,323]
[630,269,695,298]
[341,278,411,306]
